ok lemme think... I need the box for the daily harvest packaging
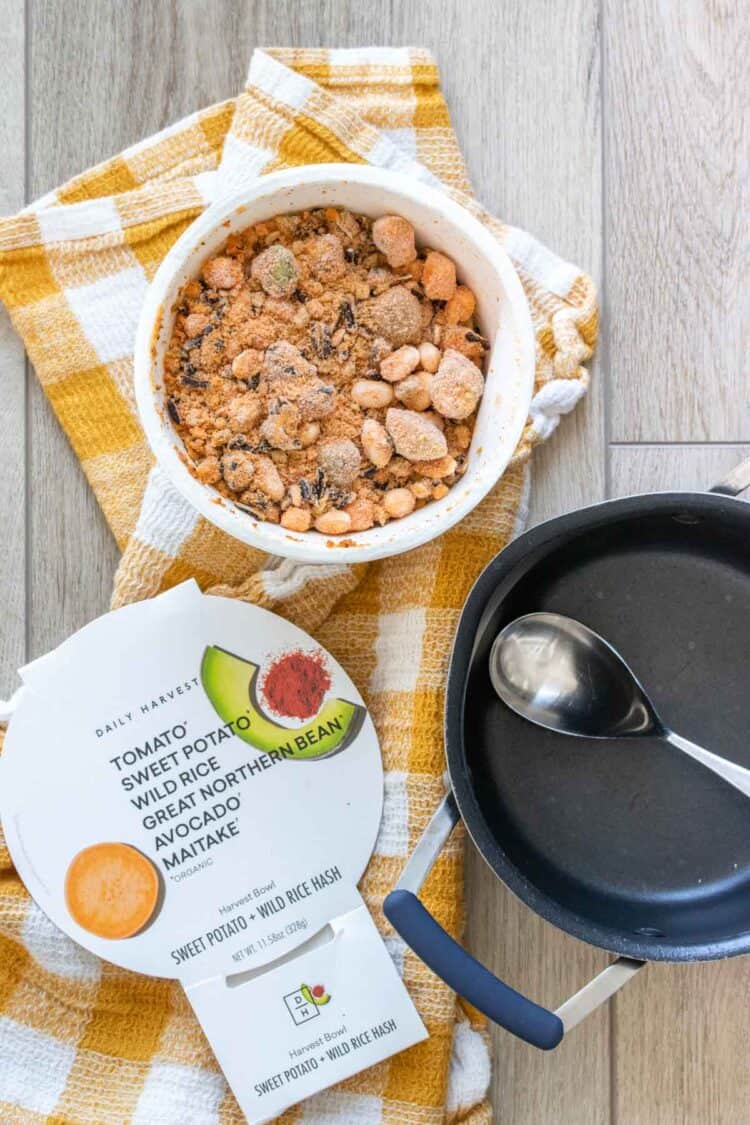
[0,580,426,1122]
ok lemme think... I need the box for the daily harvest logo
[200,646,365,761]
[284,982,331,1026]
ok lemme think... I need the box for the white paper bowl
[134,165,535,564]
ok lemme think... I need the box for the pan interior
[462,499,750,957]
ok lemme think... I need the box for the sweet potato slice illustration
[65,842,160,940]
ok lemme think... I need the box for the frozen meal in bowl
[134,165,535,563]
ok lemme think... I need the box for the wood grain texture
[0,0,25,693]
[457,2,609,1122]
[607,0,750,442]
[610,443,750,497]
[613,960,750,1125]
[15,1,750,1123]
[609,443,750,1125]
[505,0,605,531]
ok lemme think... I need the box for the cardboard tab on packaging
[187,903,426,1122]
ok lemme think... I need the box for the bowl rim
[133,163,536,564]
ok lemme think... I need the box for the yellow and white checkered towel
[0,47,596,1125]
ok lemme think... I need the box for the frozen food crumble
[164,208,487,535]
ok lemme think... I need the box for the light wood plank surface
[611,443,750,497]
[607,0,750,442]
[609,444,750,1125]
[459,3,609,1124]
[1,1,748,1122]
[0,0,25,693]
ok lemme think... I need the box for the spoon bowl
[489,611,750,802]
[489,613,661,739]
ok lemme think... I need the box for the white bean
[380,345,421,383]
[254,456,285,502]
[383,488,416,519]
[281,507,312,532]
[345,498,375,531]
[418,341,441,373]
[361,418,393,467]
[395,372,431,411]
[315,510,353,535]
[351,379,394,409]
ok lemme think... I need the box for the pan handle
[710,456,750,497]
[384,793,645,1050]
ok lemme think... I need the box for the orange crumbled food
[164,209,486,533]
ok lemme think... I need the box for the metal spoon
[489,611,750,800]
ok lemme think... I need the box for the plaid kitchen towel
[0,47,596,1125]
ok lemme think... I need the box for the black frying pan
[384,458,750,1049]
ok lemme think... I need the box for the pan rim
[445,488,750,963]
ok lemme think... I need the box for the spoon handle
[665,731,750,799]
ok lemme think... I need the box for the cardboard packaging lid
[0,580,383,985]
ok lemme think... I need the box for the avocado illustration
[200,645,365,760]
[302,983,331,1006]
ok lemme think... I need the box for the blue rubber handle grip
[384,888,564,1050]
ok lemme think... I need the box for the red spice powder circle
[261,649,332,721]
